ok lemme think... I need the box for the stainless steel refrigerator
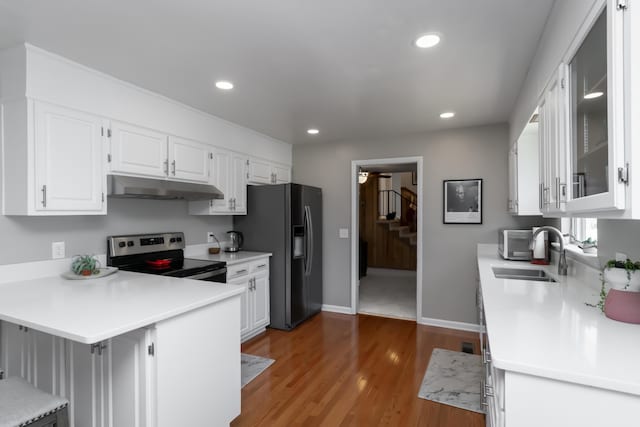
[233,183,322,330]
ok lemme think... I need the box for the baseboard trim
[419,317,482,333]
[321,304,354,315]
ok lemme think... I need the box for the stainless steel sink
[492,267,557,283]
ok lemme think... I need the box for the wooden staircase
[360,173,417,270]
[376,219,417,246]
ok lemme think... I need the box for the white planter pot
[604,268,640,292]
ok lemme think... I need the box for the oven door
[186,268,227,283]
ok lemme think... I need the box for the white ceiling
[0,0,554,145]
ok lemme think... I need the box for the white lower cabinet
[227,258,270,342]
[0,298,241,427]
[0,322,66,395]
[66,328,152,427]
[478,283,639,426]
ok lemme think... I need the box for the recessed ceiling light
[414,33,441,49]
[440,112,455,119]
[307,129,319,135]
[584,91,603,99]
[215,80,234,90]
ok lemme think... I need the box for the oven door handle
[185,268,227,281]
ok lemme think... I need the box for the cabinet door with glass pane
[565,0,626,213]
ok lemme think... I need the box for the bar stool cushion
[0,377,69,427]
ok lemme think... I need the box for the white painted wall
[293,124,547,324]
[0,198,232,265]
[598,220,640,265]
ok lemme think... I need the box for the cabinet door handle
[555,177,560,209]
[480,380,488,407]
[539,183,543,210]
[164,159,169,175]
[41,185,47,207]
[171,160,176,176]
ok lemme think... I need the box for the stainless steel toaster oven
[498,229,532,260]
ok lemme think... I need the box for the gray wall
[293,123,546,324]
[598,219,640,266]
[0,198,232,265]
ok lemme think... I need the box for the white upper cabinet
[0,45,292,216]
[167,136,211,183]
[538,66,568,216]
[188,149,247,215]
[34,102,106,213]
[2,100,106,215]
[563,1,626,214]
[231,153,248,213]
[248,158,291,185]
[509,114,540,216]
[110,121,168,178]
[110,123,211,184]
[247,158,272,184]
[272,164,291,184]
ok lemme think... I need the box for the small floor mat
[241,353,275,388]
[417,348,485,414]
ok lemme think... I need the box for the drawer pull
[234,269,248,275]
[256,264,267,269]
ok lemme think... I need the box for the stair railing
[378,190,417,220]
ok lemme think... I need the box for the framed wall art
[443,178,482,224]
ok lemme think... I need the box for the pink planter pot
[604,289,640,324]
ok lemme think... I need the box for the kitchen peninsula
[0,264,243,427]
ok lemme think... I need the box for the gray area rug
[418,348,485,414]
[241,353,275,388]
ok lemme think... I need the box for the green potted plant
[71,255,101,276]
[597,258,640,324]
[578,237,597,254]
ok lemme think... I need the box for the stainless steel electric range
[107,232,226,282]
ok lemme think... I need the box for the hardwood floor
[232,312,485,427]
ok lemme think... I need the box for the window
[572,218,598,243]
[569,217,598,257]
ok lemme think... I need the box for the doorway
[350,157,423,321]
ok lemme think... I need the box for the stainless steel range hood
[107,175,224,201]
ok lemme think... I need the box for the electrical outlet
[339,228,349,239]
[52,241,65,259]
[207,232,215,243]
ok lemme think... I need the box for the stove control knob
[127,241,134,247]
[118,242,126,248]
[177,237,183,242]
[170,238,176,243]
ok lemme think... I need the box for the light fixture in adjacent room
[307,128,319,135]
[215,80,234,90]
[584,91,603,100]
[440,111,455,119]
[358,169,369,184]
[414,33,441,49]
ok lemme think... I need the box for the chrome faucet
[531,226,568,276]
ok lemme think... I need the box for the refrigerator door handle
[303,206,309,275]
[305,205,314,276]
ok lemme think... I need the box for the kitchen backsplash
[0,198,232,265]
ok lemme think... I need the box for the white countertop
[0,270,243,344]
[478,244,640,396]
[187,250,272,265]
